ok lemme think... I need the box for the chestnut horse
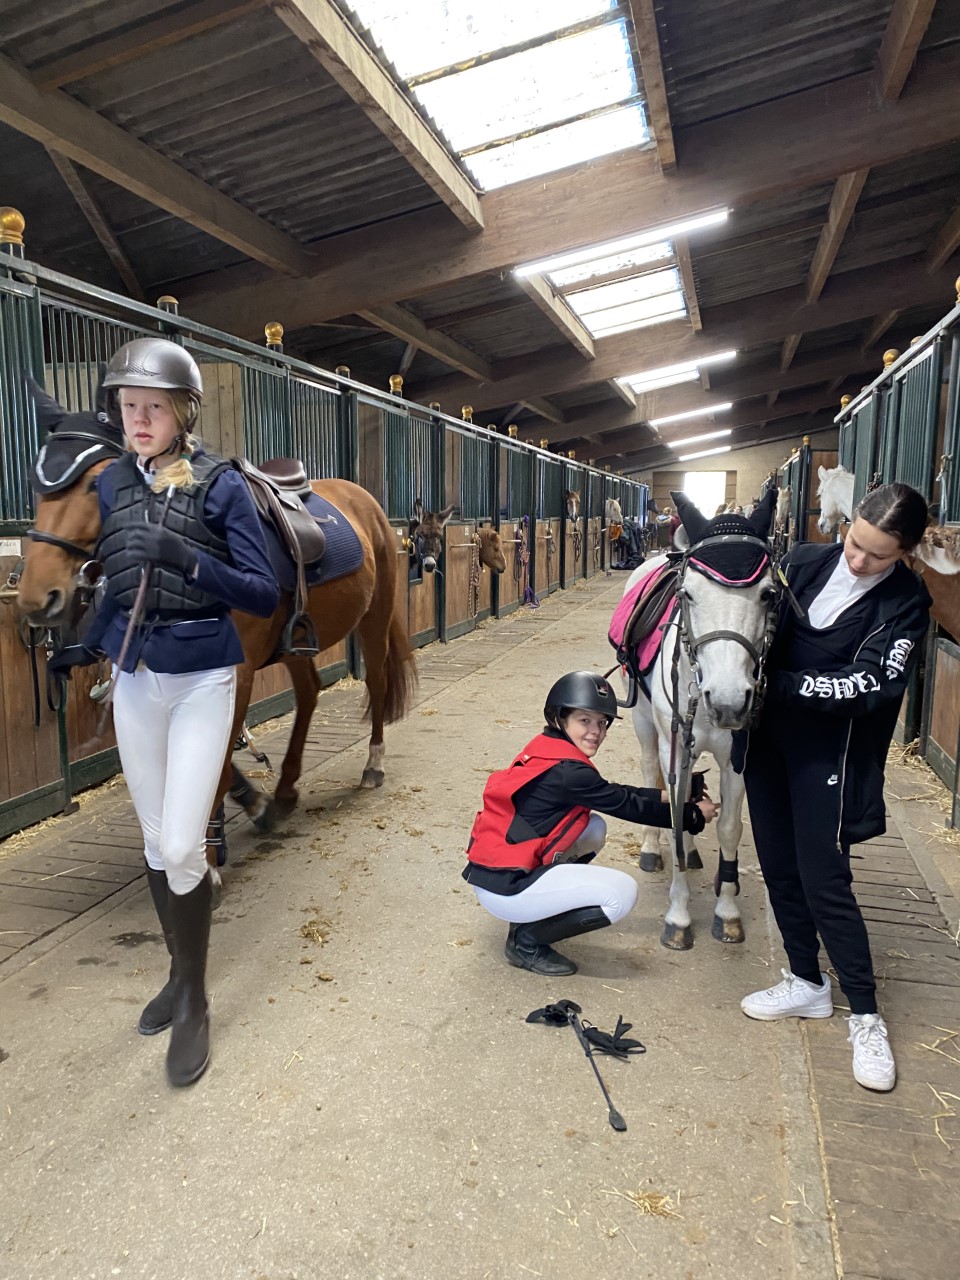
[17,390,417,868]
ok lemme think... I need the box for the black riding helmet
[544,671,621,731]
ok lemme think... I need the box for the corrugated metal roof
[2,5,442,245]
[660,0,894,127]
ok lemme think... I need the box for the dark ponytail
[856,483,928,551]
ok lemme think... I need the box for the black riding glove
[682,801,706,835]
[47,645,100,678]
[582,1016,646,1059]
[129,524,198,580]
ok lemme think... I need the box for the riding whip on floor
[526,1000,645,1133]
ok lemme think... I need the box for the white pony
[605,497,623,525]
[817,464,855,534]
[624,490,779,949]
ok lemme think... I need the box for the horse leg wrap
[713,855,740,897]
[229,766,258,811]
[205,802,228,868]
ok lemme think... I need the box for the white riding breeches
[112,666,237,895]
[473,815,639,925]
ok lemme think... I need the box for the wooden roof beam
[521,398,565,425]
[674,237,702,331]
[925,205,960,272]
[877,0,939,100]
[515,349,881,447]
[45,149,145,300]
[31,0,262,90]
[0,53,311,276]
[806,168,870,303]
[409,260,959,411]
[268,0,482,230]
[627,0,675,170]
[515,274,595,358]
[608,380,637,407]
[860,310,901,352]
[624,417,839,473]
[357,303,493,380]
[181,43,960,330]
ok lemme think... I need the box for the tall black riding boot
[139,868,176,1036]
[166,875,212,1088]
[505,906,611,976]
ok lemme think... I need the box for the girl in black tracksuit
[742,483,931,1091]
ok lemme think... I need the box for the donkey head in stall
[408,498,455,572]
[17,376,124,628]
[565,489,581,519]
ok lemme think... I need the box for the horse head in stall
[565,489,581,519]
[817,464,855,534]
[408,498,454,573]
[618,488,779,951]
[16,376,124,629]
[476,526,507,574]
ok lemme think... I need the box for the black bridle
[661,531,783,876]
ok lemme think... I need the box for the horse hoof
[271,793,298,818]
[660,922,694,951]
[360,769,385,789]
[711,915,745,944]
[251,804,275,834]
[208,868,222,912]
[639,852,664,873]
[686,847,703,870]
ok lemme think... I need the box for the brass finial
[617,470,623,476]
[567,450,575,459]
[429,401,441,412]
[882,348,900,368]
[840,394,852,408]
[461,404,473,422]
[911,335,923,345]
[264,321,284,347]
[335,364,350,377]
[507,425,518,438]
[604,464,611,471]
[955,275,960,304]
[0,206,25,249]
[389,374,404,395]
[157,295,180,313]
[802,435,810,446]
[539,438,549,449]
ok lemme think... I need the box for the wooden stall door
[924,637,960,788]
[444,522,493,641]
[562,518,583,587]
[497,519,525,617]
[805,449,839,543]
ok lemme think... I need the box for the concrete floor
[0,578,921,1280]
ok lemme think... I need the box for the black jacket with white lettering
[765,542,931,843]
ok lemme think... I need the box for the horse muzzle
[702,686,753,730]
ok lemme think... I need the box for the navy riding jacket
[85,455,279,674]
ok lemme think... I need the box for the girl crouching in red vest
[463,671,717,976]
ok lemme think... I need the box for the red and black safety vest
[466,733,596,872]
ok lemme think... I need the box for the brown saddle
[231,455,326,656]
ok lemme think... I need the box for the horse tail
[366,501,417,726]
[381,592,417,724]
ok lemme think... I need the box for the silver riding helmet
[102,338,204,400]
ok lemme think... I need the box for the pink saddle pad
[609,562,678,676]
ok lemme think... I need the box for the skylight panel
[590,309,687,338]
[565,267,682,316]
[415,22,636,152]
[547,242,673,289]
[348,0,615,80]
[466,104,646,190]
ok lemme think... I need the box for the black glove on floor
[129,523,198,579]
[582,1016,646,1059]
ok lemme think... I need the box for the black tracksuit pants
[745,710,878,1015]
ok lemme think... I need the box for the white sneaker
[847,1014,896,1092]
[741,969,833,1021]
